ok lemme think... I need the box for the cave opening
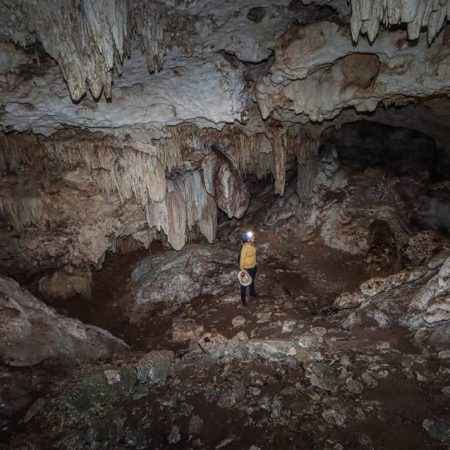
[1,2,450,449]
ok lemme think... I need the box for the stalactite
[228,132,275,179]
[183,171,217,244]
[0,121,315,252]
[0,194,47,234]
[154,125,276,180]
[0,133,218,251]
[164,180,187,251]
[350,0,450,44]
[286,125,322,201]
[1,0,166,101]
[128,0,166,73]
[265,129,287,196]
[145,173,216,250]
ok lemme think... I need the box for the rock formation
[255,20,450,122]
[0,275,128,366]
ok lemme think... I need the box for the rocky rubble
[1,228,449,449]
[3,306,449,450]
[333,252,450,348]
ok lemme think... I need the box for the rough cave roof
[0,0,449,136]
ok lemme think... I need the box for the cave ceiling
[0,0,448,141]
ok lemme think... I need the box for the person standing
[239,231,258,306]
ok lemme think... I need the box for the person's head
[241,231,255,244]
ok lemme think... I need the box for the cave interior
[0,1,450,449]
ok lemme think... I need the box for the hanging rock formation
[0,45,246,134]
[0,0,165,101]
[350,0,450,43]
[202,148,250,218]
[0,131,251,273]
[255,20,450,122]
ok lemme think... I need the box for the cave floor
[38,237,448,450]
[3,183,449,450]
[57,239,366,352]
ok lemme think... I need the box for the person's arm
[240,246,248,271]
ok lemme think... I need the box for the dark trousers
[240,266,257,304]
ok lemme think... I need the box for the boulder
[410,255,450,317]
[85,406,128,445]
[38,267,92,301]
[423,419,450,445]
[247,339,297,361]
[136,350,174,383]
[308,363,337,391]
[0,275,128,366]
[226,332,250,359]
[297,328,327,349]
[335,254,450,335]
[424,295,450,324]
[131,245,237,319]
[322,408,346,427]
[404,231,441,266]
[334,291,366,310]
[197,333,229,359]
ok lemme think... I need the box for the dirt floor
[56,238,366,351]
[39,232,448,450]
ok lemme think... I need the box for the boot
[240,291,247,306]
[250,285,258,298]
